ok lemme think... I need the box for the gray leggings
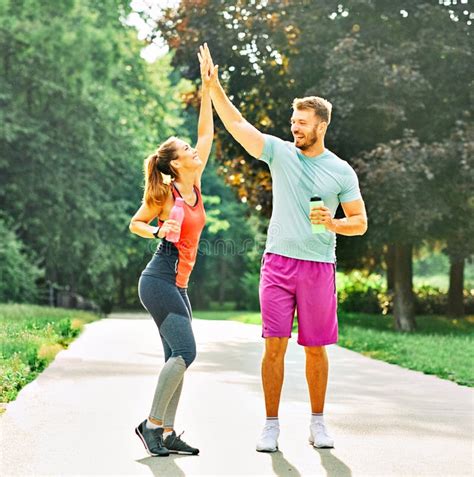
[138,274,196,428]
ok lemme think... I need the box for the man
[199,44,367,452]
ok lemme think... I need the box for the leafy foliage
[0,0,186,310]
[0,218,43,303]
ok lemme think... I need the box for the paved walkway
[1,312,473,476]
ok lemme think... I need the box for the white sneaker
[309,421,334,448]
[256,424,279,452]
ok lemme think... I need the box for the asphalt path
[1,312,472,476]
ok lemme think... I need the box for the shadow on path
[265,448,352,477]
[136,455,187,477]
[192,339,472,440]
[314,448,352,477]
[268,450,302,476]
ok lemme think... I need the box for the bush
[0,355,33,402]
[337,271,385,314]
[0,218,43,303]
[337,271,474,315]
[53,318,81,342]
[414,285,447,314]
[414,285,474,315]
[465,291,474,315]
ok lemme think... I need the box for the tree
[0,217,43,303]
[307,2,472,325]
[353,132,439,330]
[430,118,474,317]
[0,0,187,310]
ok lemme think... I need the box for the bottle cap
[310,196,322,202]
[175,198,185,206]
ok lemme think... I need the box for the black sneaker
[164,431,199,455]
[135,420,170,457]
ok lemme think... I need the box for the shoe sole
[135,427,170,457]
[256,446,278,453]
[168,450,200,455]
[309,438,334,449]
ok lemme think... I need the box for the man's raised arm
[200,44,265,159]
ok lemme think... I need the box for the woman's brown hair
[143,136,180,208]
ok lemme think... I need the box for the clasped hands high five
[197,43,219,89]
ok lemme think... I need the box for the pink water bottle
[166,198,185,243]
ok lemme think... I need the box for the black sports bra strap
[171,181,179,198]
[172,182,200,207]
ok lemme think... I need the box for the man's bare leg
[305,346,328,413]
[257,337,289,452]
[262,337,289,416]
[305,345,334,448]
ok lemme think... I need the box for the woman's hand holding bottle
[157,220,181,239]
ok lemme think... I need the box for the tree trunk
[447,257,464,317]
[393,243,416,331]
[385,243,396,293]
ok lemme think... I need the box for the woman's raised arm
[194,44,214,188]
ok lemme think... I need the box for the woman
[129,45,213,457]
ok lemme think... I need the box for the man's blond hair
[292,96,332,125]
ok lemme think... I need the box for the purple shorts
[259,253,338,347]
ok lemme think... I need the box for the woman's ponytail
[143,154,166,208]
[143,136,179,208]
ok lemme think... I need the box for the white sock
[265,417,279,427]
[311,413,324,425]
[146,419,162,430]
[163,430,173,439]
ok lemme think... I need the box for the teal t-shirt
[259,134,361,263]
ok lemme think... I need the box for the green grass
[194,310,263,324]
[194,310,474,387]
[0,304,100,404]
